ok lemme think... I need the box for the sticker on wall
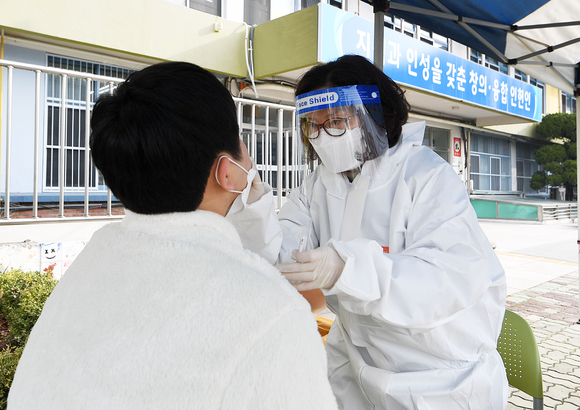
[41,242,62,279]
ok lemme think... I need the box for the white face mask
[310,127,364,174]
[215,155,257,194]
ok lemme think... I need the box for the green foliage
[535,113,576,142]
[562,159,577,186]
[531,114,577,197]
[529,171,546,191]
[0,268,58,410]
[0,268,58,346]
[567,142,577,160]
[0,346,23,409]
[534,144,567,165]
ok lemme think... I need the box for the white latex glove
[277,246,345,291]
[247,170,265,205]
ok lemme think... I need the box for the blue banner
[318,5,542,122]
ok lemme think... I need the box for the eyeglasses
[300,113,360,139]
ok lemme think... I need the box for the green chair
[497,309,544,410]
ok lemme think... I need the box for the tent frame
[366,0,580,321]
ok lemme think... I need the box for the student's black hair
[90,61,241,214]
[296,55,410,161]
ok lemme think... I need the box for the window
[470,49,483,65]
[418,28,448,51]
[470,134,511,192]
[561,92,577,114]
[529,77,545,115]
[514,68,528,82]
[485,55,508,75]
[188,0,220,15]
[301,0,319,8]
[516,142,546,194]
[384,16,414,37]
[422,126,450,162]
[245,0,269,25]
[45,55,134,191]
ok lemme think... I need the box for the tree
[529,113,577,200]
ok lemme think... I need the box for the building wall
[0,0,249,77]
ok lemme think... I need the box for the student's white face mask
[310,127,364,174]
[215,155,256,194]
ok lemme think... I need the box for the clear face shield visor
[296,85,388,174]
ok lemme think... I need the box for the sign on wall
[318,5,543,122]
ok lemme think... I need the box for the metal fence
[542,203,578,221]
[0,59,306,224]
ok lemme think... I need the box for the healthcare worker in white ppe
[227,55,508,410]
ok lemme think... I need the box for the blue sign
[318,4,542,122]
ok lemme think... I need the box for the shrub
[0,267,58,409]
[0,346,23,409]
[0,267,58,347]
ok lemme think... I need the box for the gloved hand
[247,169,265,205]
[277,246,345,291]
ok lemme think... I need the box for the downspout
[462,127,472,193]
[243,23,258,98]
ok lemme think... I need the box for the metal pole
[576,93,579,323]
[277,109,283,210]
[33,70,41,218]
[374,10,385,70]
[84,78,91,217]
[107,82,113,216]
[4,66,13,219]
[59,74,67,217]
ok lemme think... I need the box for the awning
[371,0,579,95]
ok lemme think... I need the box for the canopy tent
[367,0,580,95]
[364,0,580,321]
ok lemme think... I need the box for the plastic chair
[497,310,544,410]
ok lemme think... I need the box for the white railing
[233,97,309,209]
[0,59,307,224]
[542,203,578,221]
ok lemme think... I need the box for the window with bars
[45,55,134,191]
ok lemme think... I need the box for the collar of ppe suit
[318,121,426,199]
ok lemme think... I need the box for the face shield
[296,85,387,174]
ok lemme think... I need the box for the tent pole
[374,10,385,70]
[576,63,579,323]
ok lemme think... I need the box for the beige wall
[0,0,248,76]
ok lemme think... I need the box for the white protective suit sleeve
[328,165,503,331]
[225,180,283,265]
[280,164,504,332]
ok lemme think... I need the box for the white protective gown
[229,121,508,410]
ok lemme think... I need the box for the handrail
[0,59,304,225]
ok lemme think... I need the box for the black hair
[296,55,410,161]
[90,61,241,214]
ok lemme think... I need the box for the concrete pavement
[479,220,580,409]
